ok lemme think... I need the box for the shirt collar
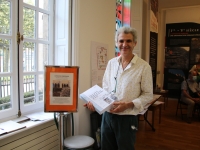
[132,53,138,64]
[116,53,138,64]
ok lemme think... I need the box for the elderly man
[181,71,200,123]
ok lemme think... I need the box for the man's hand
[109,101,134,113]
[83,101,95,112]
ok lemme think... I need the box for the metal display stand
[44,66,79,150]
[58,113,64,150]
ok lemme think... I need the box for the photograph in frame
[44,66,79,112]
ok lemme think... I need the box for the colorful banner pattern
[115,0,131,56]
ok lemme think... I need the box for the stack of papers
[0,120,26,135]
[140,94,162,113]
[25,112,54,121]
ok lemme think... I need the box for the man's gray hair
[115,26,137,43]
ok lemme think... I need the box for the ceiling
[159,0,200,9]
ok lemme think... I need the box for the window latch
[17,31,24,45]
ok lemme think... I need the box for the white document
[143,94,161,109]
[0,120,26,135]
[80,85,115,114]
[25,112,54,121]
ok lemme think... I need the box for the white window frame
[0,0,18,120]
[18,0,54,114]
[0,0,73,121]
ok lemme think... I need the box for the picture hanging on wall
[165,47,189,69]
[190,38,200,68]
[44,66,79,112]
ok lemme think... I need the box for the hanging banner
[115,0,131,56]
[165,22,200,69]
[164,22,200,97]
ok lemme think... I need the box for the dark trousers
[101,112,138,150]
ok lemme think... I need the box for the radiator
[0,120,59,150]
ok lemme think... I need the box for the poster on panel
[44,66,79,112]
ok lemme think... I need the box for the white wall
[73,0,149,135]
[157,4,200,88]
[131,0,144,58]
[73,0,116,135]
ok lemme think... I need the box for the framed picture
[44,66,79,112]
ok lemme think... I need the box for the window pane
[38,43,48,71]
[0,0,10,34]
[23,75,35,105]
[23,42,35,72]
[0,76,11,111]
[23,7,35,38]
[39,0,49,10]
[0,38,10,73]
[23,0,35,6]
[38,74,43,101]
[38,12,49,40]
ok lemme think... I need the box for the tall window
[0,0,72,120]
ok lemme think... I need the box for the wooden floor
[135,97,200,150]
